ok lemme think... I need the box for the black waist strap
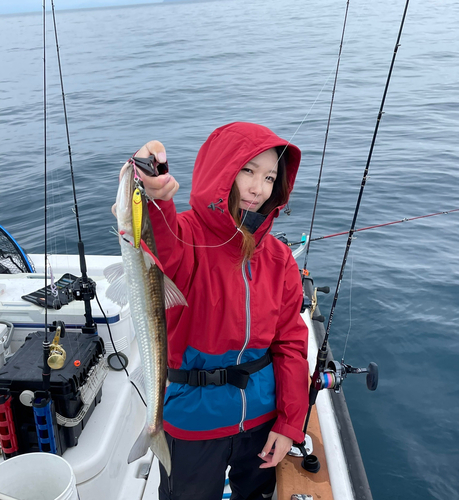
[167,351,272,390]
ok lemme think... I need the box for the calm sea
[1,0,458,498]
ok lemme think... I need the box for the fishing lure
[132,187,143,249]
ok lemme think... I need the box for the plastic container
[0,452,79,500]
[0,331,104,455]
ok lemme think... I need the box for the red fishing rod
[287,208,459,246]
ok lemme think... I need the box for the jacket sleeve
[270,254,309,444]
[147,199,194,283]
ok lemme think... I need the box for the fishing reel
[71,276,96,303]
[315,359,378,393]
[47,321,66,370]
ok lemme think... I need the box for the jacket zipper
[238,259,251,432]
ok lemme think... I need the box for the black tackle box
[0,330,105,456]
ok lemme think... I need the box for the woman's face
[234,148,278,212]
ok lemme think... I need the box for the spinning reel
[315,358,379,393]
[307,284,379,394]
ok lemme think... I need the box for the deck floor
[276,404,334,500]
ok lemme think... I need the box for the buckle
[198,369,227,386]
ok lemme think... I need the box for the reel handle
[364,362,378,391]
[47,321,67,370]
[343,361,379,391]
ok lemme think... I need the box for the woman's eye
[266,176,275,182]
[242,168,253,174]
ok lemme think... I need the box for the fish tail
[128,426,150,464]
[151,429,172,477]
[128,426,172,476]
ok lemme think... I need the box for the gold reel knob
[47,324,67,370]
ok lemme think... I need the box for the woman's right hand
[123,140,180,201]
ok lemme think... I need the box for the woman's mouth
[241,199,259,209]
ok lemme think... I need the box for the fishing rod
[42,0,52,390]
[288,208,459,246]
[50,0,97,334]
[301,0,411,458]
[30,0,60,456]
[302,0,351,275]
[48,1,141,390]
[49,1,145,387]
[29,1,100,455]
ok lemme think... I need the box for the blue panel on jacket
[164,347,276,432]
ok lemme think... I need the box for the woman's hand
[123,140,180,201]
[258,431,293,469]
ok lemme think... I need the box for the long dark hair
[228,147,290,261]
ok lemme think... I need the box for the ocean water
[0,0,458,498]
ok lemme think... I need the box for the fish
[105,163,187,476]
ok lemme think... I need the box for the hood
[189,122,302,246]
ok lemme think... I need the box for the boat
[0,227,374,500]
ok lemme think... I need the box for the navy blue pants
[158,420,276,500]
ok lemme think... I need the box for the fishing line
[149,198,244,249]
[302,0,351,275]
[216,35,360,220]
[118,2,369,255]
[94,292,147,407]
[341,255,353,363]
[282,0,374,155]
[136,36,352,250]
[234,51,353,218]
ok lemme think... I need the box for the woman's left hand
[258,431,293,468]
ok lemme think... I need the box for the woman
[133,122,309,500]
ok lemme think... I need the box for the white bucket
[0,452,79,500]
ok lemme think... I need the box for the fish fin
[105,274,129,307]
[138,238,187,309]
[128,425,150,464]
[139,239,165,274]
[163,275,188,309]
[129,365,146,401]
[128,426,172,477]
[103,261,124,283]
[151,430,172,476]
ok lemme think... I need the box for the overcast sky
[0,1,163,15]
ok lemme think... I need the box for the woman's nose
[249,178,263,195]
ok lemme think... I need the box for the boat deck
[276,404,333,500]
